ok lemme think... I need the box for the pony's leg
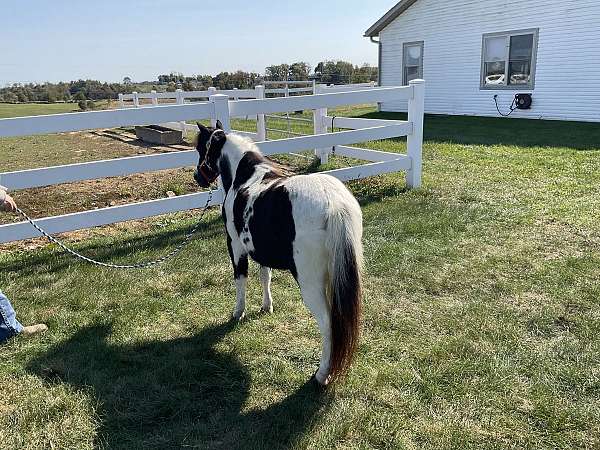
[300,280,331,385]
[259,266,273,314]
[227,235,248,321]
[296,249,332,385]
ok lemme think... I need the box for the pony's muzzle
[194,169,209,188]
[194,165,218,188]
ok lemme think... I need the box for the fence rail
[0,81,424,243]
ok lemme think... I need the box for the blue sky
[0,0,393,85]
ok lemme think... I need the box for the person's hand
[1,194,17,213]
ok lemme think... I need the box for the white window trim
[403,41,424,86]
[480,28,539,90]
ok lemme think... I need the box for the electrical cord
[494,95,517,117]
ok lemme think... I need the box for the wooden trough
[135,125,183,145]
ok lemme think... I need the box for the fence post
[175,89,186,136]
[208,87,218,126]
[406,79,425,189]
[210,94,231,132]
[255,85,266,141]
[118,93,124,108]
[313,84,329,164]
[151,90,158,106]
[132,92,139,108]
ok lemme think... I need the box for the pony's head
[194,121,226,188]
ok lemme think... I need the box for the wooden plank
[0,103,214,138]
[0,190,224,244]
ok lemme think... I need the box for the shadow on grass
[356,111,600,150]
[90,129,194,152]
[28,321,330,449]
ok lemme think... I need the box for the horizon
[1,1,393,86]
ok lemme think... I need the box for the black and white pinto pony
[194,122,363,386]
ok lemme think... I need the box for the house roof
[364,0,419,37]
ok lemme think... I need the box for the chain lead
[12,188,214,270]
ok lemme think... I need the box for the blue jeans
[0,290,23,343]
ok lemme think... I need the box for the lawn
[0,102,116,119]
[1,106,599,449]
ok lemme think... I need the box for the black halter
[198,163,219,185]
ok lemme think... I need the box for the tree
[313,60,377,85]
[73,91,87,102]
[351,64,378,83]
[123,77,132,85]
[289,62,311,81]
[265,64,290,81]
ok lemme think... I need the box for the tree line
[0,60,378,104]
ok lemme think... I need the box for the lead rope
[12,187,214,270]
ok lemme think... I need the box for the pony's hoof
[232,311,246,322]
[260,306,273,314]
[311,371,331,390]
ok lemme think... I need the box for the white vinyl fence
[261,81,378,139]
[118,82,382,141]
[0,80,424,244]
[119,87,265,141]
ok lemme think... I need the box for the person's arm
[0,186,17,213]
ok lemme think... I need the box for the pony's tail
[325,204,364,382]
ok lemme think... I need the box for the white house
[365,0,600,122]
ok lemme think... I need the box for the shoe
[21,324,48,336]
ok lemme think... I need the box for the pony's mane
[265,157,293,178]
[228,133,294,178]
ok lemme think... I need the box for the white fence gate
[0,80,424,244]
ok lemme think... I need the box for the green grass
[0,103,79,119]
[1,109,600,449]
[0,101,114,119]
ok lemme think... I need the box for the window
[481,29,538,89]
[403,41,424,85]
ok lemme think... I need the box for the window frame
[480,28,539,90]
[402,41,424,86]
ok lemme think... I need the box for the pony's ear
[197,122,211,140]
[215,120,223,130]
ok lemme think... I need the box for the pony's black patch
[233,188,249,236]
[233,152,267,190]
[224,210,248,279]
[219,157,233,193]
[248,183,297,279]
[261,170,283,184]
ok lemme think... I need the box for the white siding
[379,0,600,122]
